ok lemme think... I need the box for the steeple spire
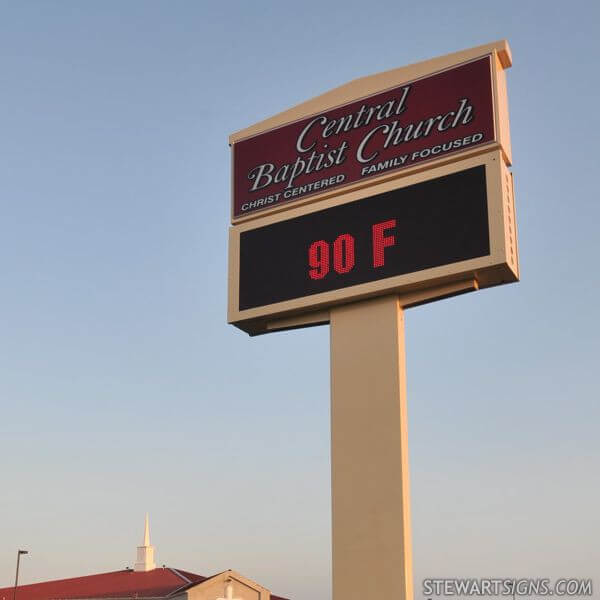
[134,514,156,572]
[143,513,150,546]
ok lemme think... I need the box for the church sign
[227,40,519,600]
[228,42,515,335]
[232,56,497,219]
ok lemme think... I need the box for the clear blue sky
[1,2,599,599]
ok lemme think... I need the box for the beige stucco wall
[185,571,270,600]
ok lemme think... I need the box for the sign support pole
[330,294,413,600]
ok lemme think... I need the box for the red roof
[0,568,207,600]
[0,568,290,600]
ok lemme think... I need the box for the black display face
[239,166,490,311]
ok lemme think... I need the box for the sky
[1,2,599,600]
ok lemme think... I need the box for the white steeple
[134,513,156,572]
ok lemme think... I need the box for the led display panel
[239,165,489,311]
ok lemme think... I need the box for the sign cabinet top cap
[229,40,511,144]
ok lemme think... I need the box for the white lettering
[296,116,327,153]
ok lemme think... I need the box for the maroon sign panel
[232,56,495,218]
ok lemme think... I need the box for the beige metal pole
[330,295,413,600]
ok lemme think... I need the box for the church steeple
[143,513,150,546]
[134,514,156,572]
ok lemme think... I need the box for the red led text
[372,219,397,267]
[309,234,355,280]
[308,219,398,279]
